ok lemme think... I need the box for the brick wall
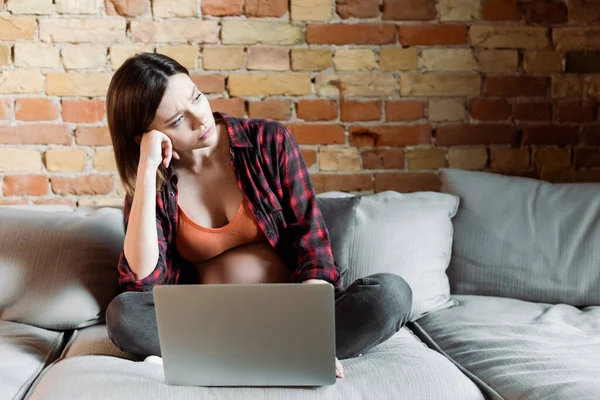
[0,0,599,206]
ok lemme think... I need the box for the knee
[106,292,136,349]
[369,273,413,323]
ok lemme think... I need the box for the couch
[1,168,599,400]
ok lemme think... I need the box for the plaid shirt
[117,113,340,292]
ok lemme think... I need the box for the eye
[171,115,183,127]
[194,92,202,102]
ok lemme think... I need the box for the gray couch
[1,169,599,400]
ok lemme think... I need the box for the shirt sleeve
[116,192,171,292]
[275,123,341,286]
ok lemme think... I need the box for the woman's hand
[136,129,180,171]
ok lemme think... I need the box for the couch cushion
[342,191,459,321]
[28,328,484,400]
[62,325,134,361]
[0,320,65,400]
[0,207,123,330]
[440,168,600,306]
[413,295,600,400]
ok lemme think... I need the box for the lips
[198,123,214,141]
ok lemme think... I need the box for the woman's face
[147,73,218,151]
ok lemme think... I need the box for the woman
[105,53,413,379]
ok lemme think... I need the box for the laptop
[153,283,336,387]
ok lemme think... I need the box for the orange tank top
[176,200,267,263]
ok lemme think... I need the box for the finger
[162,140,172,168]
[172,149,180,160]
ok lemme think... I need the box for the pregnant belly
[194,242,290,284]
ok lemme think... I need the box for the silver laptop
[153,283,336,387]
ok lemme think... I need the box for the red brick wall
[0,0,599,206]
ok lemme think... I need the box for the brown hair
[106,52,188,198]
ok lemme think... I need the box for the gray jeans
[106,273,412,361]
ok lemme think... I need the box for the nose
[190,108,203,131]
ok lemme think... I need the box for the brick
[439,0,481,20]
[584,76,600,99]
[383,0,436,20]
[575,169,600,183]
[0,44,10,66]
[523,50,563,74]
[568,1,600,25]
[247,47,290,71]
[203,47,244,70]
[0,124,71,145]
[105,0,150,16]
[14,43,60,68]
[246,0,288,17]
[555,101,596,123]
[566,51,600,74]
[575,148,600,168]
[401,74,480,97]
[429,98,466,122]
[512,101,551,121]
[291,0,331,21]
[56,0,102,13]
[470,25,549,49]
[470,98,511,121]
[222,21,303,45]
[15,99,59,121]
[484,76,548,97]
[319,148,361,172]
[3,175,48,196]
[248,100,291,121]
[311,174,373,193]
[110,45,153,70]
[554,28,600,51]
[46,73,112,96]
[362,148,405,170]
[0,100,10,120]
[291,49,332,71]
[525,2,567,24]
[551,76,583,98]
[0,149,41,172]
[349,125,432,147]
[208,98,245,118]
[0,70,44,94]
[201,0,243,16]
[152,0,196,17]
[75,126,112,146]
[131,20,219,43]
[436,124,517,146]
[45,149,87,172]
[334,49,376,71]
[77,197,122,207]
[386,100,425,122]
[297,100,338,121]
[477,50,519,73]
[307,24,396,45]
[93,149,117,171]
[286,124,345,145]
[0,200,29,206]
[302,149,317,168]
[157,45,199,69]
[522,125,579,146]
[398,24,467,46]
[533,147,570,172]
[190,74,225,93]
[40,19,126,43]
[317,73,397,97]
[51,176,113,196]
[62,44,106,69]
[447,148,488,170]
[7,0,52,14]
[336,0,379,18]
[421,49,477,72]
[341,101,381,122]
[374,172,441,193]
[580,125,600,146]
[228,74,311,96]
[490,147,529,170]
[0,16,35,40]
[62,99,105,123]
[482,0,521,21]
[407,148,447,170]
[379,48,418,71]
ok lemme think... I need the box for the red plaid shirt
[117,113,340,292]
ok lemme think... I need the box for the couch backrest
[0,206,123,330]
[440,168,600,306]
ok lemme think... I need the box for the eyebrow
[163,86,197,126]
